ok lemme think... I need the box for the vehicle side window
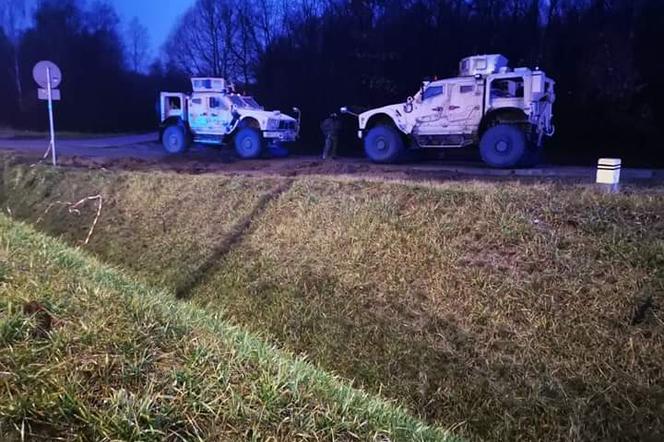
[423,85,444,101]
[210,96,224,109]
[474,58,487,71]
[167,97,181,110]
[490,78,525,98]
[460,85,474,94]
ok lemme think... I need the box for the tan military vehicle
[159,78,300,158]
[343,54,556,167]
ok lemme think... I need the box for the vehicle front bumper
[263,130,297,142]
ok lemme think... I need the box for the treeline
[165,0,664,164]
[0,0,188,133]
[2,0,664,164]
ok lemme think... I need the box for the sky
[106,0,195,54]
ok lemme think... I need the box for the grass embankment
[0,157,281,290]
[0,216,454,441]
[194,180,664,441]
[1,155,663,441]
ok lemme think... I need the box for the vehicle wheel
[162,125,190,154]
[479,124,527,168]
[364,125,405,163]
[234,128,263,159]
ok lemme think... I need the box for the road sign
[32,61,62,167]
[32,61,62,89]
[38,88,61,101]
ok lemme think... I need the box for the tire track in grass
[175,179,293,299]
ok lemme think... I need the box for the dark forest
[1,0,663,165]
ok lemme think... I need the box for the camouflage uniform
[321,114,341,160]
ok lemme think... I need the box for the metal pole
[46,66,56,166]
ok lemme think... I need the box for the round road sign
[32,61,62,89]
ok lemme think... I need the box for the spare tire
[479,124,527,168]
[364,124,405,163]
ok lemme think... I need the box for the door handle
[433,107,445,112]
[449,105,460,110]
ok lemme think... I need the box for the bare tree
[0,0,27,110]
[163,0,302,84]
[232,0,259,85]
[86,0,120,33]
[125,17,150,73]
[164,0,234,78]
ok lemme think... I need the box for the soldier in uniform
[321,113,341,160]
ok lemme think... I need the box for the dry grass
[192,179,664,441]
[1,155,663,441]
[0,215,454,441]
[0,157,280,290]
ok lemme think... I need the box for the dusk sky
[110,0,194,53]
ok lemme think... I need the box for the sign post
[32,61,62,166]
[46,66,56,166]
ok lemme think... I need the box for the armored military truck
[343,55,556,168]
[159,78,300,158]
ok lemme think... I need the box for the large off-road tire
[234,127,263,159]
[364,124,405,163]
[162,125,190,154]
[479,124,527,168]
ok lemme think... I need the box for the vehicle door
[445,79,483,133]
[413,83,451,135]
[206,95,234,134]
[188,96,208,134]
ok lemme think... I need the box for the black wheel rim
[240,136,255,154]
[494,137,511,155]
[166,133,180,152]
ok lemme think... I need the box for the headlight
[266,119,279,130]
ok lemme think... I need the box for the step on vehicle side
[159,78,300,158]
[343,55,556,168]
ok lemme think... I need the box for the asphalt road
[0,133,661,183]
[0,133,161,159]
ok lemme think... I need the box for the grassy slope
[192,179,664,441]
[1,155,663,441]
[0,216,455,441]
[0,157,280,290]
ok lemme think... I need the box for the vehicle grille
[278,120,296,130]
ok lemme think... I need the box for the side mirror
[292,106,301,127]
[339,106,359,117]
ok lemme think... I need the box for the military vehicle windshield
[241,97,262,109]
[228,95,262,109]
